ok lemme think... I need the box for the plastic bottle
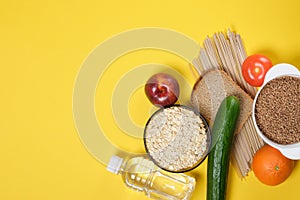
[107,156,196,200]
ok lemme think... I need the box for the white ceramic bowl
[252,63,300,160]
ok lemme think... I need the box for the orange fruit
[252,145,294,186]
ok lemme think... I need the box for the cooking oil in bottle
[107,156,195,200]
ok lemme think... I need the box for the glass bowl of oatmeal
[143,104,211,172]
[252,63,300,160]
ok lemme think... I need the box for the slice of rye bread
[191,69,253,134]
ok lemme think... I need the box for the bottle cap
[107,155,123,174]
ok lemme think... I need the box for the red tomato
[242,54,273,87]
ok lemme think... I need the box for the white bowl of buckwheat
[252,63,300,160]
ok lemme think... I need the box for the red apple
[145,73,180,107]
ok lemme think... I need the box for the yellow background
[1,0,299,200]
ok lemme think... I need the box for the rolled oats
[144,106,210,172]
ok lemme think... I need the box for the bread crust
[191,69,253,134]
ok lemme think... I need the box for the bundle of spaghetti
[192,29,264,178]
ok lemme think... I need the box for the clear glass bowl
[144,104,211,173]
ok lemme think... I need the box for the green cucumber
[207,96,240,200]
